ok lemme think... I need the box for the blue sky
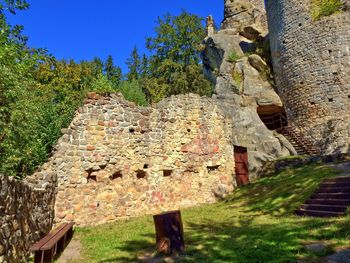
[8,1,223,72]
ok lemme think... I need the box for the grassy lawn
[70,164,350,263]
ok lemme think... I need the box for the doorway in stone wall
[234,146,249,186]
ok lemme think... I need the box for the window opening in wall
[129,128,135,133]
[87,175,97,183]
[300,81,304,85]
[163,170,173,177]
[143,164,149,169]
[207,165,220,172]
[282,40,286,44]
[298,23,302,26]
[310,101,315,105]
[187,129,191,133]
[136,170,147,179]
[328,50,332,54]
[328,98,333,102]
[110,171,122,180]
[348,95,350,99]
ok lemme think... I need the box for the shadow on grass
[99,216,349,263]
[225,164,339,216]
[78,164,346,263]
[181,216,349,263]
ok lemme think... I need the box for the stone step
[300,204,347,213]
[295,209,344,217]
[311,193,350,199]
[320,182,350,188]
[305,198,350,206]
[315,186,350,194]
[324,177,350,183]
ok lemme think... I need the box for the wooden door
[234,146,249,186]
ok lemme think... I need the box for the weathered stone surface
[327,250,350,263]
[0,174,56,262]
[202,1,295,182]
[266,0,350,154]
[248,54,268,72]
[36,93,236,226]
[222,0,267,34]
[304,243,328,253]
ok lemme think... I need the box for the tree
[92,57,103,76]
[126,46,141,81]
[104,55,122,86]
[142,10,213,102]
[146,10,206,68]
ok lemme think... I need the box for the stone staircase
[296,176,350,217]
[280,126,319,156]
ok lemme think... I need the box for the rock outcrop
[202,0,295,178]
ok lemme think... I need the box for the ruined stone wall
[0,173,56,262]
[266,0,350,153]
[37,93,235,226]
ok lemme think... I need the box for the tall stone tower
[265,0,350,153]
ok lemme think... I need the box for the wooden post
[153,210,185,254]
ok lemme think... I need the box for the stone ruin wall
[36,93,236,226]
[265,0,350,153]
[0,173,56,262]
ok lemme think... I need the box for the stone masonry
[266,0,350,154]
[36,93,236,226]
[0,173,56,263]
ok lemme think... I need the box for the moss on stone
[311,0,343,20]
[232,70,243,87]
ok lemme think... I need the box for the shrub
[117,80,148,106]
[311,0,343,20]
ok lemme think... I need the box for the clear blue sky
[8,0,223,73]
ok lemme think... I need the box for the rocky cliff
[202,0,295,177]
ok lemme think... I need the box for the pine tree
[126,46,141,81]
[104,55,122,86]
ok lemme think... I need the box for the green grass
[311,0,343,20]
[226,51,242,63]
[70,164,350,263]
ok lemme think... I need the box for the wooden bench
[30,222,74,263]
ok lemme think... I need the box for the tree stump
[153,210,185,254]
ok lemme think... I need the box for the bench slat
[40,222,75,251]
[30,223,68,252]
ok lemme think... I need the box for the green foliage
[311,0,343,20]
[70,164,349,262]
[117,80,148,106]
[227,51,242,63]
[0,6,213,177]
[146,10,205,67]
[126,46,141,81]
[90,73,116,93]
[140,10,213,102]
[104,55,121,86]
